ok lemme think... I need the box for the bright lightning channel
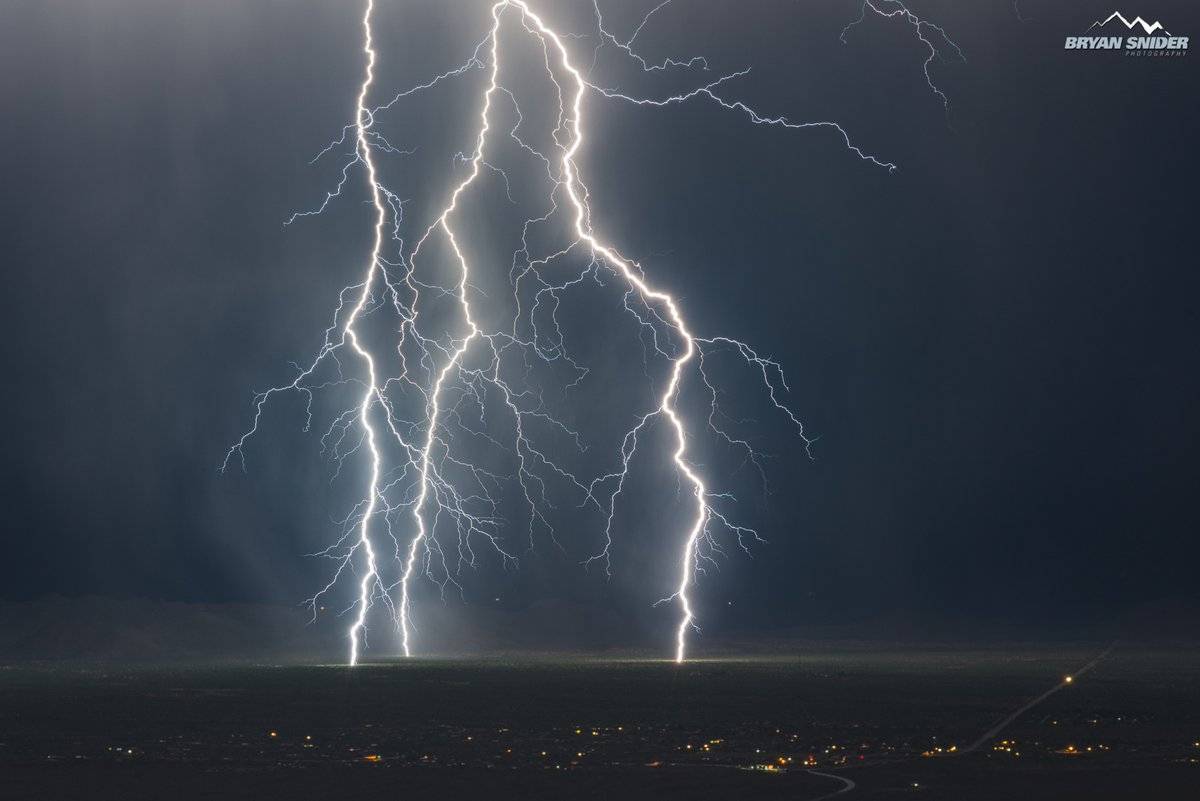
[225,0,915,665]
[342,0,388,666]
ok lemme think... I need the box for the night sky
[2,0,1197,650]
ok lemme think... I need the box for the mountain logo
[1065,11,1188,56]
[1086,11,1170,36]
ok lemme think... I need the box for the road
[807,768,857,799]
[963,644,1115,753]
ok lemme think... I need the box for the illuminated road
[807,768,857,799]
[963,644,1115,753]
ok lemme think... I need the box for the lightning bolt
[342,0,388,667]
[841,0,964,114]
[225,0,910,665]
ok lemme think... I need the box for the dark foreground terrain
[2,644,1197,800]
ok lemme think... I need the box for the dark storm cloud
[1,0,1197,651]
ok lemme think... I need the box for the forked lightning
[225,0,950,664]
